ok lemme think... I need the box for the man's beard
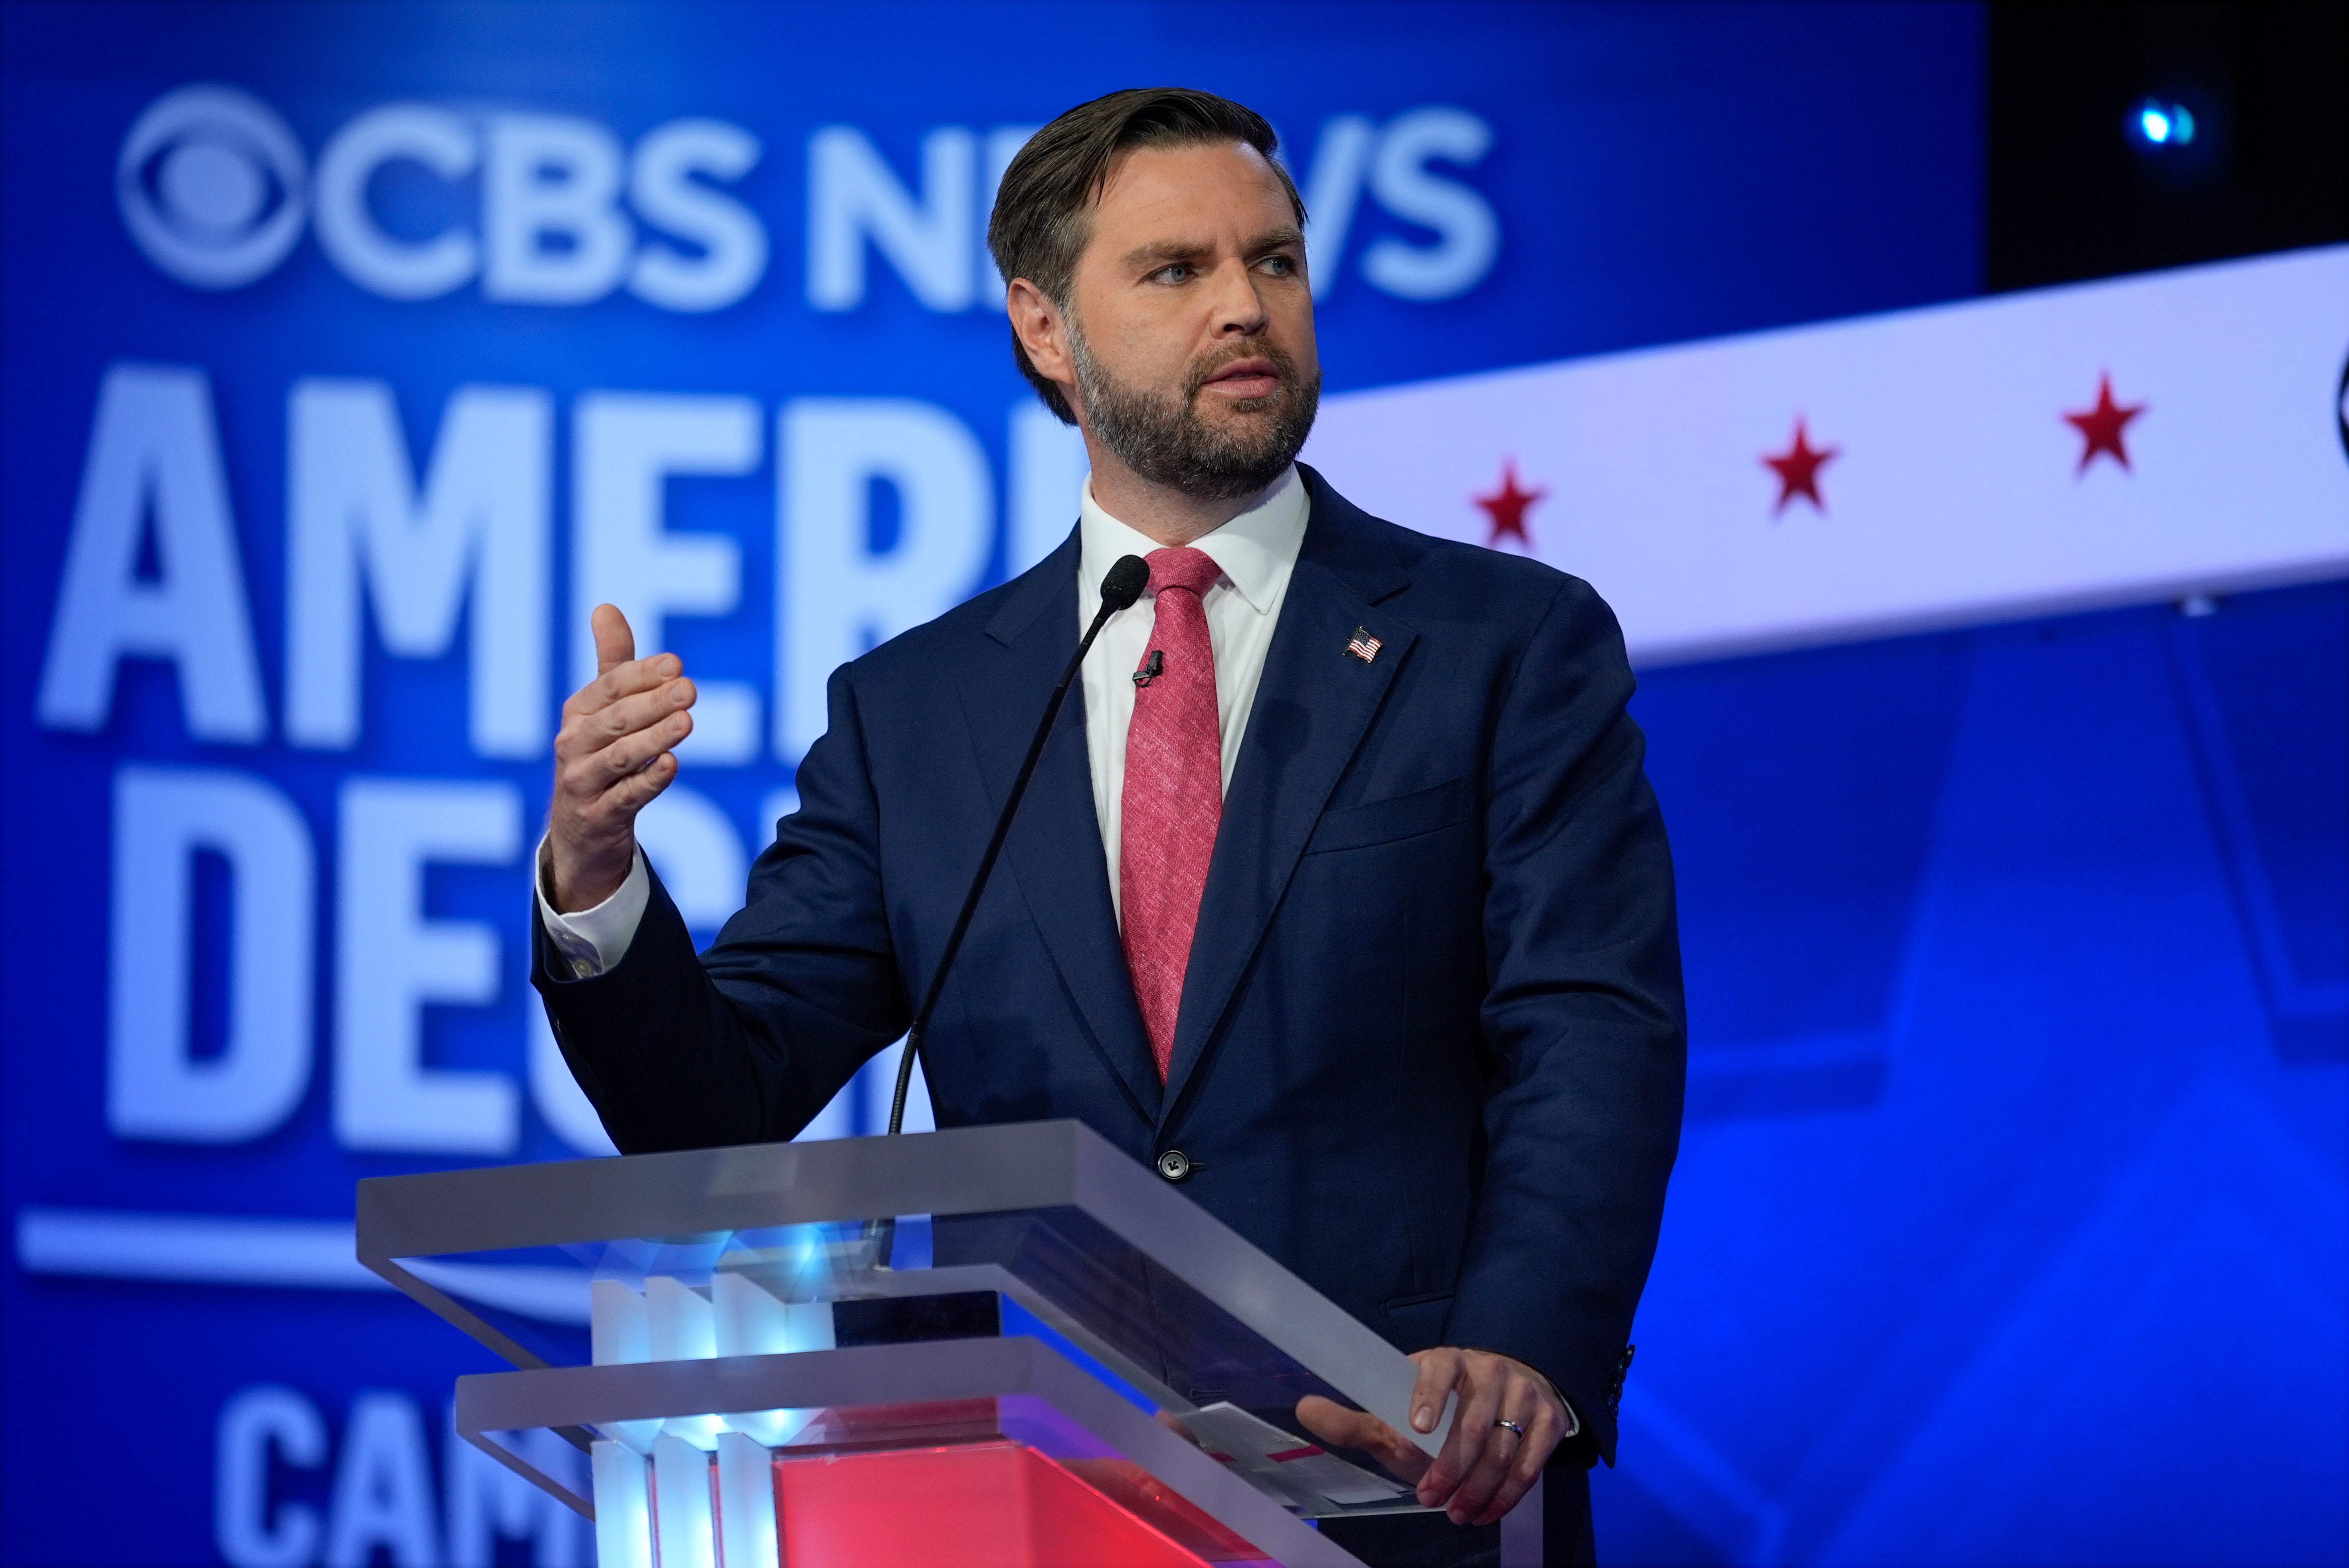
[1069,319,1321,502]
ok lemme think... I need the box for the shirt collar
[1078,464,1308,617]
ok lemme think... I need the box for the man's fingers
[1473,1399,1563,1527]
[583,679,697,749]
[1418,1364,1502,1511]
[591,604,636,676]
[565,712,692,801]
[548,608,680,912]
[1385,1351,1572,1528]
[601,750,678,815]
[556,680,695,782]
[1453,1380,1542,1525]
[574,655,685,720]
[1407,1347,1464,1436]
[565,654,682,722]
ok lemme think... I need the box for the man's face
[1059,141,1321,499]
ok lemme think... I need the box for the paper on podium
[1179,1401,1415,1511]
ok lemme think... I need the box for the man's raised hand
[547,605,695,912]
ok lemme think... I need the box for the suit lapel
[962,536,1163,1122]
[1158,472,1417,1123]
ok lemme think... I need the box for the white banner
[1306,245,2349,663]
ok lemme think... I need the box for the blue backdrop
[3,3,2341,1564]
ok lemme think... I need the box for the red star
[1474,460,1546,549]
[2064,373,2146,474]
[1763,417,1837,515]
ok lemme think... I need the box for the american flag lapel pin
[1344,626,1382,663]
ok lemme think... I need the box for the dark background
[1987,1,2345,288]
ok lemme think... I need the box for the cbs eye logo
[116,84,307,289]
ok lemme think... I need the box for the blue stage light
[2129,97,2196,149]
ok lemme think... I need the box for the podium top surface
[356,1119,1442,1460]
[365,1118,1178,1256]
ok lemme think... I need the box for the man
[536,88,1682,1566]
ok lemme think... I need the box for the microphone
[885,553,1151,1134]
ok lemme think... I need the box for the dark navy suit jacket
[536,465,1685,1465]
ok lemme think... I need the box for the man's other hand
[548,605,696,911]
[1295,1347,1569,1527]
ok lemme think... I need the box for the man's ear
[1007,278,1080,405]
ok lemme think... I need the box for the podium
[359,1119,1542,1566]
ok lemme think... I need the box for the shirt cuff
[535,837,649,980]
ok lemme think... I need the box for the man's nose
[1208,258,1271,336]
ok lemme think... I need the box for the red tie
[1121,547,1225,1082]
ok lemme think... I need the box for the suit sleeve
[531,665,912,1153]
[1441,574,1687,1467]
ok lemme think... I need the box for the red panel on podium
[772,1441,1237,1566]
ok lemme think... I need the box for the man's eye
[1151,263,1193,284]
[1259,254,1298,277]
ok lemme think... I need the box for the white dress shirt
[1076,464,1308,920]
[538,464,1310,975]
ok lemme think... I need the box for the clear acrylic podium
[358,1119,1540,1566]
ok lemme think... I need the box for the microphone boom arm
[886,557,1148,1136]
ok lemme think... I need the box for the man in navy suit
[535,88,1683,1565]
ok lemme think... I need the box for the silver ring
[1495,1419,1525,1437]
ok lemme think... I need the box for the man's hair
[988,87,1306,424]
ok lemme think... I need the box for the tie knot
[1147,547,1223,600]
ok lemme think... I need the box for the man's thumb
[591,604,635,675]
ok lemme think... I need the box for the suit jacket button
[1155,1150,1192,1183]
